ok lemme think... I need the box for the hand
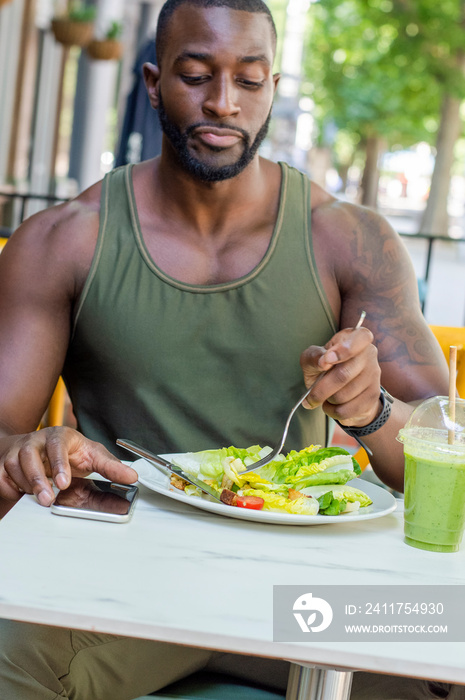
[0,427,138,507]
[299,325,382,427]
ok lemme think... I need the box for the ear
[272,72,281,95]
[143,62,161,109]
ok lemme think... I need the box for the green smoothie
[404,448,465,552]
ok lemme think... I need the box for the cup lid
[397,395,465,451]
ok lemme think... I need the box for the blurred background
[1,0,465,326]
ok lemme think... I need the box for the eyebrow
[240,54,271,66]
[174,51,211,65]
[174,51,271,66]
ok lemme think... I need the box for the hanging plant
[86,21,123,61]
[51,2,96,48]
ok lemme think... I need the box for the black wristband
[336,387,394,456]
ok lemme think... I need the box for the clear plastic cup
[397,396,465,552]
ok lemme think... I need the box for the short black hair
[155,0,277,65]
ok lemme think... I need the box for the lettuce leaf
[172,445,264,480]
[317,492,348,515]
[173,444,365,516]
[258,447,361,492]
[241,488,319,515]
[302,484,372,515]
[293,468,360,490]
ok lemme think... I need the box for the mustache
[186,122,250,141]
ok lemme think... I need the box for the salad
[170,444,372,516]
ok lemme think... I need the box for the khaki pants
[0,620,463,700]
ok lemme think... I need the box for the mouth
[192,126,244,149]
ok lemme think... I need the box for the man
[0,0,452,697]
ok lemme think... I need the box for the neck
[146,152,271,237]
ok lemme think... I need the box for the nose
[203,75,240,119]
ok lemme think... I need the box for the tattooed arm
[302,191,449,492]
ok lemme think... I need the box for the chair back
[429,325,465,398]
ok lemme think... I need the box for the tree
[390,0,465,234]
[303,0,463,221]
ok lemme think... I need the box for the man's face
[153,5,279,182]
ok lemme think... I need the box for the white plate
[134,456,397,526]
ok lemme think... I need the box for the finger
[326,371,380,409]
[16,444,55,506]
[2,453,34,494]
[78,441,139,484]
[305,346,380,410]
[318,327,374,370]
[44,430,73,490]
[299,328,373,381]
[303,351,362,408]
[299,345,333,408]
[323,385,381,426]
[301,369,327,408]
[95,458,139,484]
[300,345,327,380]
[0,470,27,501]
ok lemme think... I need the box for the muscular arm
[334,204,445,396]
[0,188,137,510]
[0,210,77,434]
[306,191,449,491]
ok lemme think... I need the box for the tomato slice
[236,495,265,510]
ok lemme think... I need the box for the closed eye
[181,74,210,84]
[238,79,265,89]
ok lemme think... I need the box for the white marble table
[1,472,465,700]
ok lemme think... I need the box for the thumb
[69,438,139,484]
[91,451,139,484]
[300,345,328,384]
[299,346,328,408]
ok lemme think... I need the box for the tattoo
[345,209,436,367]
[373,317,438,367]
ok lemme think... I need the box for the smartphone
[50,478,139,523]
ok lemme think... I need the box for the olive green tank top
[63,162,337,459]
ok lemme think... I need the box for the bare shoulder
[309,180,410,314]
[310,180,415,308]
[1,180,103,302]
[310,180,398,256]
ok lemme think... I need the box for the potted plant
[51,2,96,48]
[86,21,123,61]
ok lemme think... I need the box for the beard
[157,92,271,182]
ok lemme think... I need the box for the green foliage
[105,21,123,41]
[302,0,465,164]
[67,2,96,22]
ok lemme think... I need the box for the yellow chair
[353,444,370,471]
[41,377,68,428]
[429,325,465,398]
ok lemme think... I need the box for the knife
[116,438,223,503]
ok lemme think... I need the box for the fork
[238,373,327,474]
[239,311,367,474]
